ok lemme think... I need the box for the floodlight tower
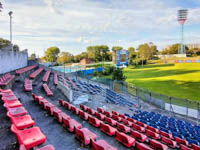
[177,9,188,54]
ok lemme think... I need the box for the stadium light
[8,11,13,52]
[177,9,188,54]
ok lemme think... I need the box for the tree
[161,43,189,54]
[112,68,126,81]
[57,52,73,64]
[29,53,36,60]
[128,47,136,64]
[112,46,123,51]
[138,43,157,60]
[13,44,19,52]
[0,37,20,52]
[44,46,60,62]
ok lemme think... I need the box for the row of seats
[131,111,200,146]
[29,67,44,79]
[0,73,15,86]
[42,84,53,96]
[80,105,200,150]
[16,65,37,75]
[32,94,115,150]
[58,99,117,150]
[54,72,58,86]
[24,78,32,92]
[42,70,51,82]
[0,89,53,150]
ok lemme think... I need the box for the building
[80,58,93,65]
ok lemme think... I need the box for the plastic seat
[119,114,127,119]
[79,111,90,120]
[1,95,18,102]
[112,115,122,122]
[64,103,72,110]
[132,123,145,132]
[112,111,119,116]
[20,144,55,150]
[91,139,117,150]
[39,99,49,108]
[11,124,46,150]
[45,103,55,114]
[3,100,22,110]
[96,112,106,120]
[97,107,104,113]
[136,121,147,128]
[88,108,96,115]
[80,104,88,111]
[104,117,117,126]
[75,128,97,145]
[115,131,135,148]
[135,143,153,150]
[174,136,188,146]
[180,144,193,150]
[160,131,172,139]
[191,144,200,150]
[116,122,130,133]
[34,96,44,103]
[8,106,27,117]
[7,112,35,130]
[130,130,147,143]
[58,99,64,106]
[88,116,102,127]
[147,125,159,133]
[145,129,160,139]
[161,136,177,148]
[71,106,80,115]
[122,119,133,127]
[42,84,53,96]
[127,117,137,123]
[100,122,117,136]
[149,139,168,150]
[104,111,112,117]
[63,118,82,132]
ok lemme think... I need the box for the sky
[0,0,200,57]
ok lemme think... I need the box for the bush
[112,68,126,81]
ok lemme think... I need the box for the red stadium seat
[35,96,44,103]
[79,110,90,120]
[127,117,137,123]
[42,84,53,96]
[112,114,122,122]
[8,106,27,117]
[1,95,18,102]
[71,106,80,115]
[180,144,193,150]
[51,107,61,116]
[45,103,55,114]
[174,137,188,146]
[42,70,51,82]
[88,116,102,127]
[136,121,147,128]
[64,102,72,110]
[147,125,159,133]
[54,72,58,86]
[16,65,36,75]
[119,114,127,119]
[80,104,88,111]
[3,100,22,110]
[115,131,135,148]
[53,109,62,123]
[29,68,43,79]
[7,112,35,130]
[130,130,147,143]
[191,144,200,150]
[145,129,160,140]
[58,99,64,106]
[75,128,97,145]
[39,99,49,108]
[38,145,55,150]
[116,122,130,133]
[132,123,145,132]
[104,117,117,126]
[11,124,46,150]
[63,119,82,132]
[122,119,133,127]
[104,111,112,117]
[24,78,32,92]
[160,131,172,139]
[135,143,153,150]
[97,107,104,113]
[87,108,96,115]
[100,122,117,136]
[91,139,117,150]
[149,139,168,150]
[112,111,119,116]
[161,136,177,148]
[96,112,106,120]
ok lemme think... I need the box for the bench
[0,73,15,89]
[24,78,32,91]
[16,65,37,75]
[42,84,53,96]
[54,72,58,85]
[29,68,43,79]
[42,70,51,82]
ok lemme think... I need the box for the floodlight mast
[177,9,188,54]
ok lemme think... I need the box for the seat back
[116,131,128,143]
[136,143,153,150]
[10,124,19,134]
[75,128,85,141]
[91,140,104,150]
[130,130,141,139]
[149,139,168,150]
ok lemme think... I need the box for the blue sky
[0,0,200,56]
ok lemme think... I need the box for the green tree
[138,43,151,60]
[161,43,189,54]
[13,44,19,52]
[29,53,36,60]
[44,46,60,62]
[57,52,73,64]
[112,46,123,51]
[112,68,126,81]
[128,47,136,64]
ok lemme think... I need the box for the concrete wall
[0,50,28,74]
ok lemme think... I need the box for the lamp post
[8,11,13,52]
[177,9,188,54]
[0,2,3,12]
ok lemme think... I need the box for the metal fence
[77,73,200,124]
